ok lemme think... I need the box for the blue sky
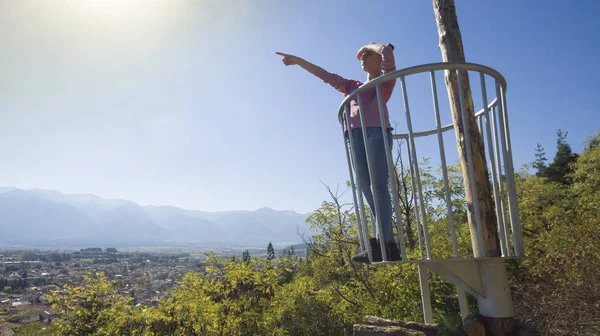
[1,0,598,213]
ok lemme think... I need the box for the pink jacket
[314,44,396,131]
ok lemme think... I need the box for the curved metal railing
[339,62,523,264]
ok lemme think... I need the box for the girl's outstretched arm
[276,52,358,95]
[276,52,319,74]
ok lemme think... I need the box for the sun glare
[61,0,183,39]
[66,0,174,23]
[71,0,152,13]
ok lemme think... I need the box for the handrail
[392,98,499,140]
[340,60,522,263]
[337,62,507,125]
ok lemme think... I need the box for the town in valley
[0,244,302,334]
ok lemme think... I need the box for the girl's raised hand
[356,46,370,60]
[356,43,386,60]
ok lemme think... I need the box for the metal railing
[340,62,524,264]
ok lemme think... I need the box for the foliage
[139,255,279,336]
[12,322,59,336]
[47,271,139,336]
[265,276,352,336]
[511,131,600,334]
[541,129,579,184]
[43,129,600,335]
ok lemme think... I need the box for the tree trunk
[431,0,500,258]
[432,1,514,335]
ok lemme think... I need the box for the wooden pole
[432,1,514,335]
[431,0,500,259]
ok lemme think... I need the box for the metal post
[480,74,508,256]
[478,259,515,318]
[407,140,425,260]
[418,264,434,324]
[490,105,512,256]
[456,70,485,257]
[369,213,376,238]
[401,76,432,259]
[430,71,458,258]
[357,94,389,262]
[495,81,517,255]
[498,86,524,257]
[457,286,470,321]
[344,108,373,262]
[375,84,407,261]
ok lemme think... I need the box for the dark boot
[352,238,382,264]
[385,241,401,261]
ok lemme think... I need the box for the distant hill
[0,187,312,248]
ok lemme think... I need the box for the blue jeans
[346,127,395,244]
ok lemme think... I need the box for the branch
[331,283,360,306]
[349,261,377,300]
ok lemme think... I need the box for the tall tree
[533,143,548,177]
[432,0,500,258]
[432,1,513,334]
[242,250,251,264]
[266,242,275,261]
[587,134,599,150]
[545,129,579,184]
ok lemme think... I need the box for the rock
[515,320,534,336]
[354,324,429,336]
[464,314,486,336]
[0,328,16,336]
[463,314,534,336]
[354,316,439,336]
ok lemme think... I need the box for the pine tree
[242,250,251,263]
[533,143,547,177]
[266,242,275,261]
[587,135,599,150]
[545,129,579,184]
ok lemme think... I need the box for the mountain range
[0,187,312,248]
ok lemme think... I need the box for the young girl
[276,43,400,263]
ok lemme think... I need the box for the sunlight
[64,0,177,27]
[69,0,158,15]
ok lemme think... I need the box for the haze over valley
[0,187,312,249]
